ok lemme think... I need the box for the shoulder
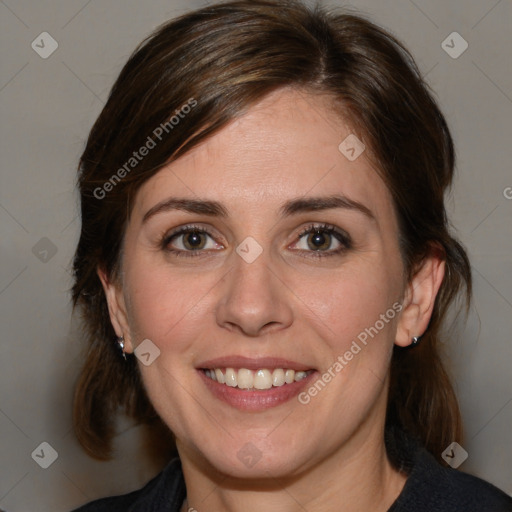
[71,458,186,512]
[388,433,512,512]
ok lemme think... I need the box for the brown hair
[72,0,471,462]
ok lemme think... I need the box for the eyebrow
[280,195,374,220]
[142,194,374,223]
[143,198,229,223]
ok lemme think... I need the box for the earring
[411,336,421,346]
[117,336,127,361]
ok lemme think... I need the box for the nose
[215,249,294,337]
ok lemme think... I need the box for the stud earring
[411,335,421,346]
[117,336,127,361]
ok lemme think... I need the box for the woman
[71,1,512,510]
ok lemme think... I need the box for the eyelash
[161,223,352,259]
[161,224,216,259]
[295,223,352,259]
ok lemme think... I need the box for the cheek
[295,259,402,358]
[123,262,217,349]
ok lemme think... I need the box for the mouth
[201,367,313,390]
[196,356,317,411]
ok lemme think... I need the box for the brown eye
[182,231,207,250]
[162,226,224,257]
[292,224,352,258]
[306,230,332,251]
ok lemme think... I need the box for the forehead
[133,88,394,224]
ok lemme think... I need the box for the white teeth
[294,371,307,382]
[214,368,225,384]
[254,369,272,390]
[204,367,311,389]
[237,368,253,389]
[285,369,295,384]
[272,368,285,387]
[225,368,237,387]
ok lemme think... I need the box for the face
[103,88,419,480]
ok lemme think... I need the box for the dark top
[73,432,512,511]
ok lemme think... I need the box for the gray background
[1,0,511,510]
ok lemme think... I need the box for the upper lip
[197,355,314,372]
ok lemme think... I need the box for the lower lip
[198,369,318,411]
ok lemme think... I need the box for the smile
[202,367,313,390]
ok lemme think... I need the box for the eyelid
[288,223,352,257]
[163,222,221,240]
[161,222,351,259]
[161,224,224,255]
[294,223,351,245]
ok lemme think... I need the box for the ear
[97,266,134,353]
[395,248,445,347]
